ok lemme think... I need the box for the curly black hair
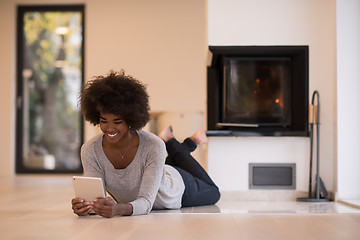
[79,70,150,130]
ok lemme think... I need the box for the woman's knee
[211,187,221,205]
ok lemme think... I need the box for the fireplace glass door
[223,57,291,127]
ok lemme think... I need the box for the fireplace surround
[207,46,309,136]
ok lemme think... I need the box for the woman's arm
[130,137,167,215]
[92,197,133,218]
[71,138,105,216]
[80,140,104,179]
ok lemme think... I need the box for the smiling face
[99,113,130,145]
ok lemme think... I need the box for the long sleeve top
[80,130,185,216]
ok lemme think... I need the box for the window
[16,5,85,173]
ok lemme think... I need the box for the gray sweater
[81,130,185,216]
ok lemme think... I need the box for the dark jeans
[165,138,221,207]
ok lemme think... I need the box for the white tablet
[72,176,106,203]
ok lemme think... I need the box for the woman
[71,70,220,218]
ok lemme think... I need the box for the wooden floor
[1,176,360,240]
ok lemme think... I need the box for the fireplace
[207,46,309,136]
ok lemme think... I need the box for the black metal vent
[249,163,296,189]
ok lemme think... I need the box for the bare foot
[190,129,208,145]
[158,125,174,142]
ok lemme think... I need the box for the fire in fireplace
[207,46,309,136]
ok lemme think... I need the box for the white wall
[0,0,207,177]
[207,0,337,193]
[336,0,360,200]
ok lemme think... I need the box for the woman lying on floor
[71,70,220,218]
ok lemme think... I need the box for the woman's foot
[158,125,174,142]
[190,129,208,145]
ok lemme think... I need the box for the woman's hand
[71,198,92,216]
[92,197,133,218]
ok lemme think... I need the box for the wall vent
[249,163,296,189]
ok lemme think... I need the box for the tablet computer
[72,176,106,203]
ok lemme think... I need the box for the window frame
[15,5,85,174]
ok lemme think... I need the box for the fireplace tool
[297,90,329,202]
